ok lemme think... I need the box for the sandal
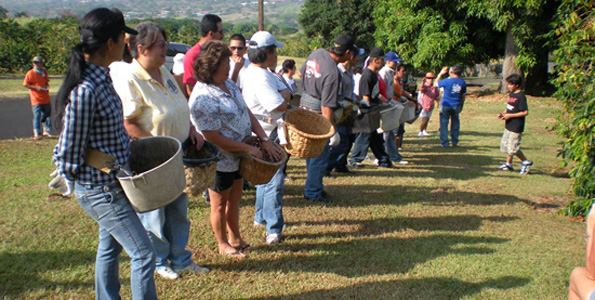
[235,244,256,253]
[219,250,246,258]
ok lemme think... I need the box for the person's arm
[188,125,205,149]
[202,129,263,159]
[53,87,96,181]
[123,119,152,139]
[501,109,528,120]
[586,211,595,274]
[247,109,282,161]
[230,57,245,83]
[279,88,291,103]
[435,66,448,86]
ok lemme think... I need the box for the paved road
[0,97,58,140]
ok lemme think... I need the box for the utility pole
[258,0,264,31]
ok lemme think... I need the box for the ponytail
[54,43,86,131]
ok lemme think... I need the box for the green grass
[0,90,584,299]
[0,77,63,98]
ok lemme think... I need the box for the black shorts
[211,171,242,192]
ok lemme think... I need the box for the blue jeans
[305,142,330,198]
[383,130,403,162]
[254,164,285,234]
[75,181,157,300]
[32,103,51,135]
[439,105,461,147]
[137,193,192,270]
[327,125,351,172]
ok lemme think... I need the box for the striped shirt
[53,62,131,185]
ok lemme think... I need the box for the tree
[15,12,28,18]
[554,0,595,217]
[373,0,558,95]
[0,5,7,19]
[298,0,376,51]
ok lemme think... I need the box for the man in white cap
[240,31,290,244]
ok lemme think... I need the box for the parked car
[164,42,192,72]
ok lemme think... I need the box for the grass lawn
[0,88,585,299]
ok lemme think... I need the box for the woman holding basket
[188,41,281,257]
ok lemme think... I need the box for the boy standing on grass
[498,74,533,174]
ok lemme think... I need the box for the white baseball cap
[248,31,284,49]
[172,53,185,75]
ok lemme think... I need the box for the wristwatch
[261,137,271,142]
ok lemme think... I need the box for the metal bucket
[117,136,185,212]
[377,104,404,133]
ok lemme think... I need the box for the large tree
[373,0,558,95]
[298,0,376,51]
[554,0,595,216]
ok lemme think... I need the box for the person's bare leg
[569,266,595,300]
[394,135,402,149]
[225,179,246,249]
[420,117,429,132]
[208,188,239,255]
[515,150,528,162]
[506,155,514,165]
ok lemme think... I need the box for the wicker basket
[283,108,335,158]
[239,137,288,185]
[182,140,220,196]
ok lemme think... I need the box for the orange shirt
[23,69,50,106]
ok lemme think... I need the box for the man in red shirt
[183,14,223,96]
[23,56,51,140]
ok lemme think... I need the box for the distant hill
[0,0,304,27]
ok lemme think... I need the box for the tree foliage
[553,0,595,216]
[298,0,376,51]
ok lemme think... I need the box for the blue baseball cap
[385,51,403,63]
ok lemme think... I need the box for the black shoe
[304,195,331,203]
[323,171,334,178]
[378,163,393,168]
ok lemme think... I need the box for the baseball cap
[369,47,385,58]
[333,34,356,53]
[80,8,138,41]
[32,56,44,63]
[248,31,284,49]
[385,51,403,63]
[424,72,435,79]
[172,53,185,75]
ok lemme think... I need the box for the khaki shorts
[500,129,522,156]
[420,109,433,118]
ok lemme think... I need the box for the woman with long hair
[188,41,281,257]
[112,22,208,280]
[53,8,158,299]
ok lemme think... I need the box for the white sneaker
[174,262,210,274]
[396,160,409,165]
[422,130,431,136]
[373,159,379,165]
[254,221,265,227]
[265,233,281,245]
[418,131,424,137]
[156,266,179,280]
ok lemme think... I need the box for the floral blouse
[188,79,251,172]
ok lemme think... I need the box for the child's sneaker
[519,160,533,175]
[498,163,514,171]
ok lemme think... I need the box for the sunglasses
[230,46,246,51]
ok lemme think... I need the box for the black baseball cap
[333,34,357,53]
[369,47,385,58]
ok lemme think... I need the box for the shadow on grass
[0,250,95,298]
[243,276,530,300]
[287,215,519,239]
[279,185,529,208]
[213,234,509,277]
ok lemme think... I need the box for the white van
[164,42,192,72]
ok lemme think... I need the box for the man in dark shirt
[349,47,392,168]
[300,34,356,203]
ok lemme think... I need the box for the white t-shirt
[240,64,286,135]
[229,56,251,85]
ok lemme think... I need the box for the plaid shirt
[53,62,131,185]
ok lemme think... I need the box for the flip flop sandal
[219,250,246,258]
[236,244,256,253]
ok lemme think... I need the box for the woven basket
[283,108,335,158]
[239,137,288,185]
[182,141,220,196]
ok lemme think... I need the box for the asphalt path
[0,78,500,140]
[0,96,60,140]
